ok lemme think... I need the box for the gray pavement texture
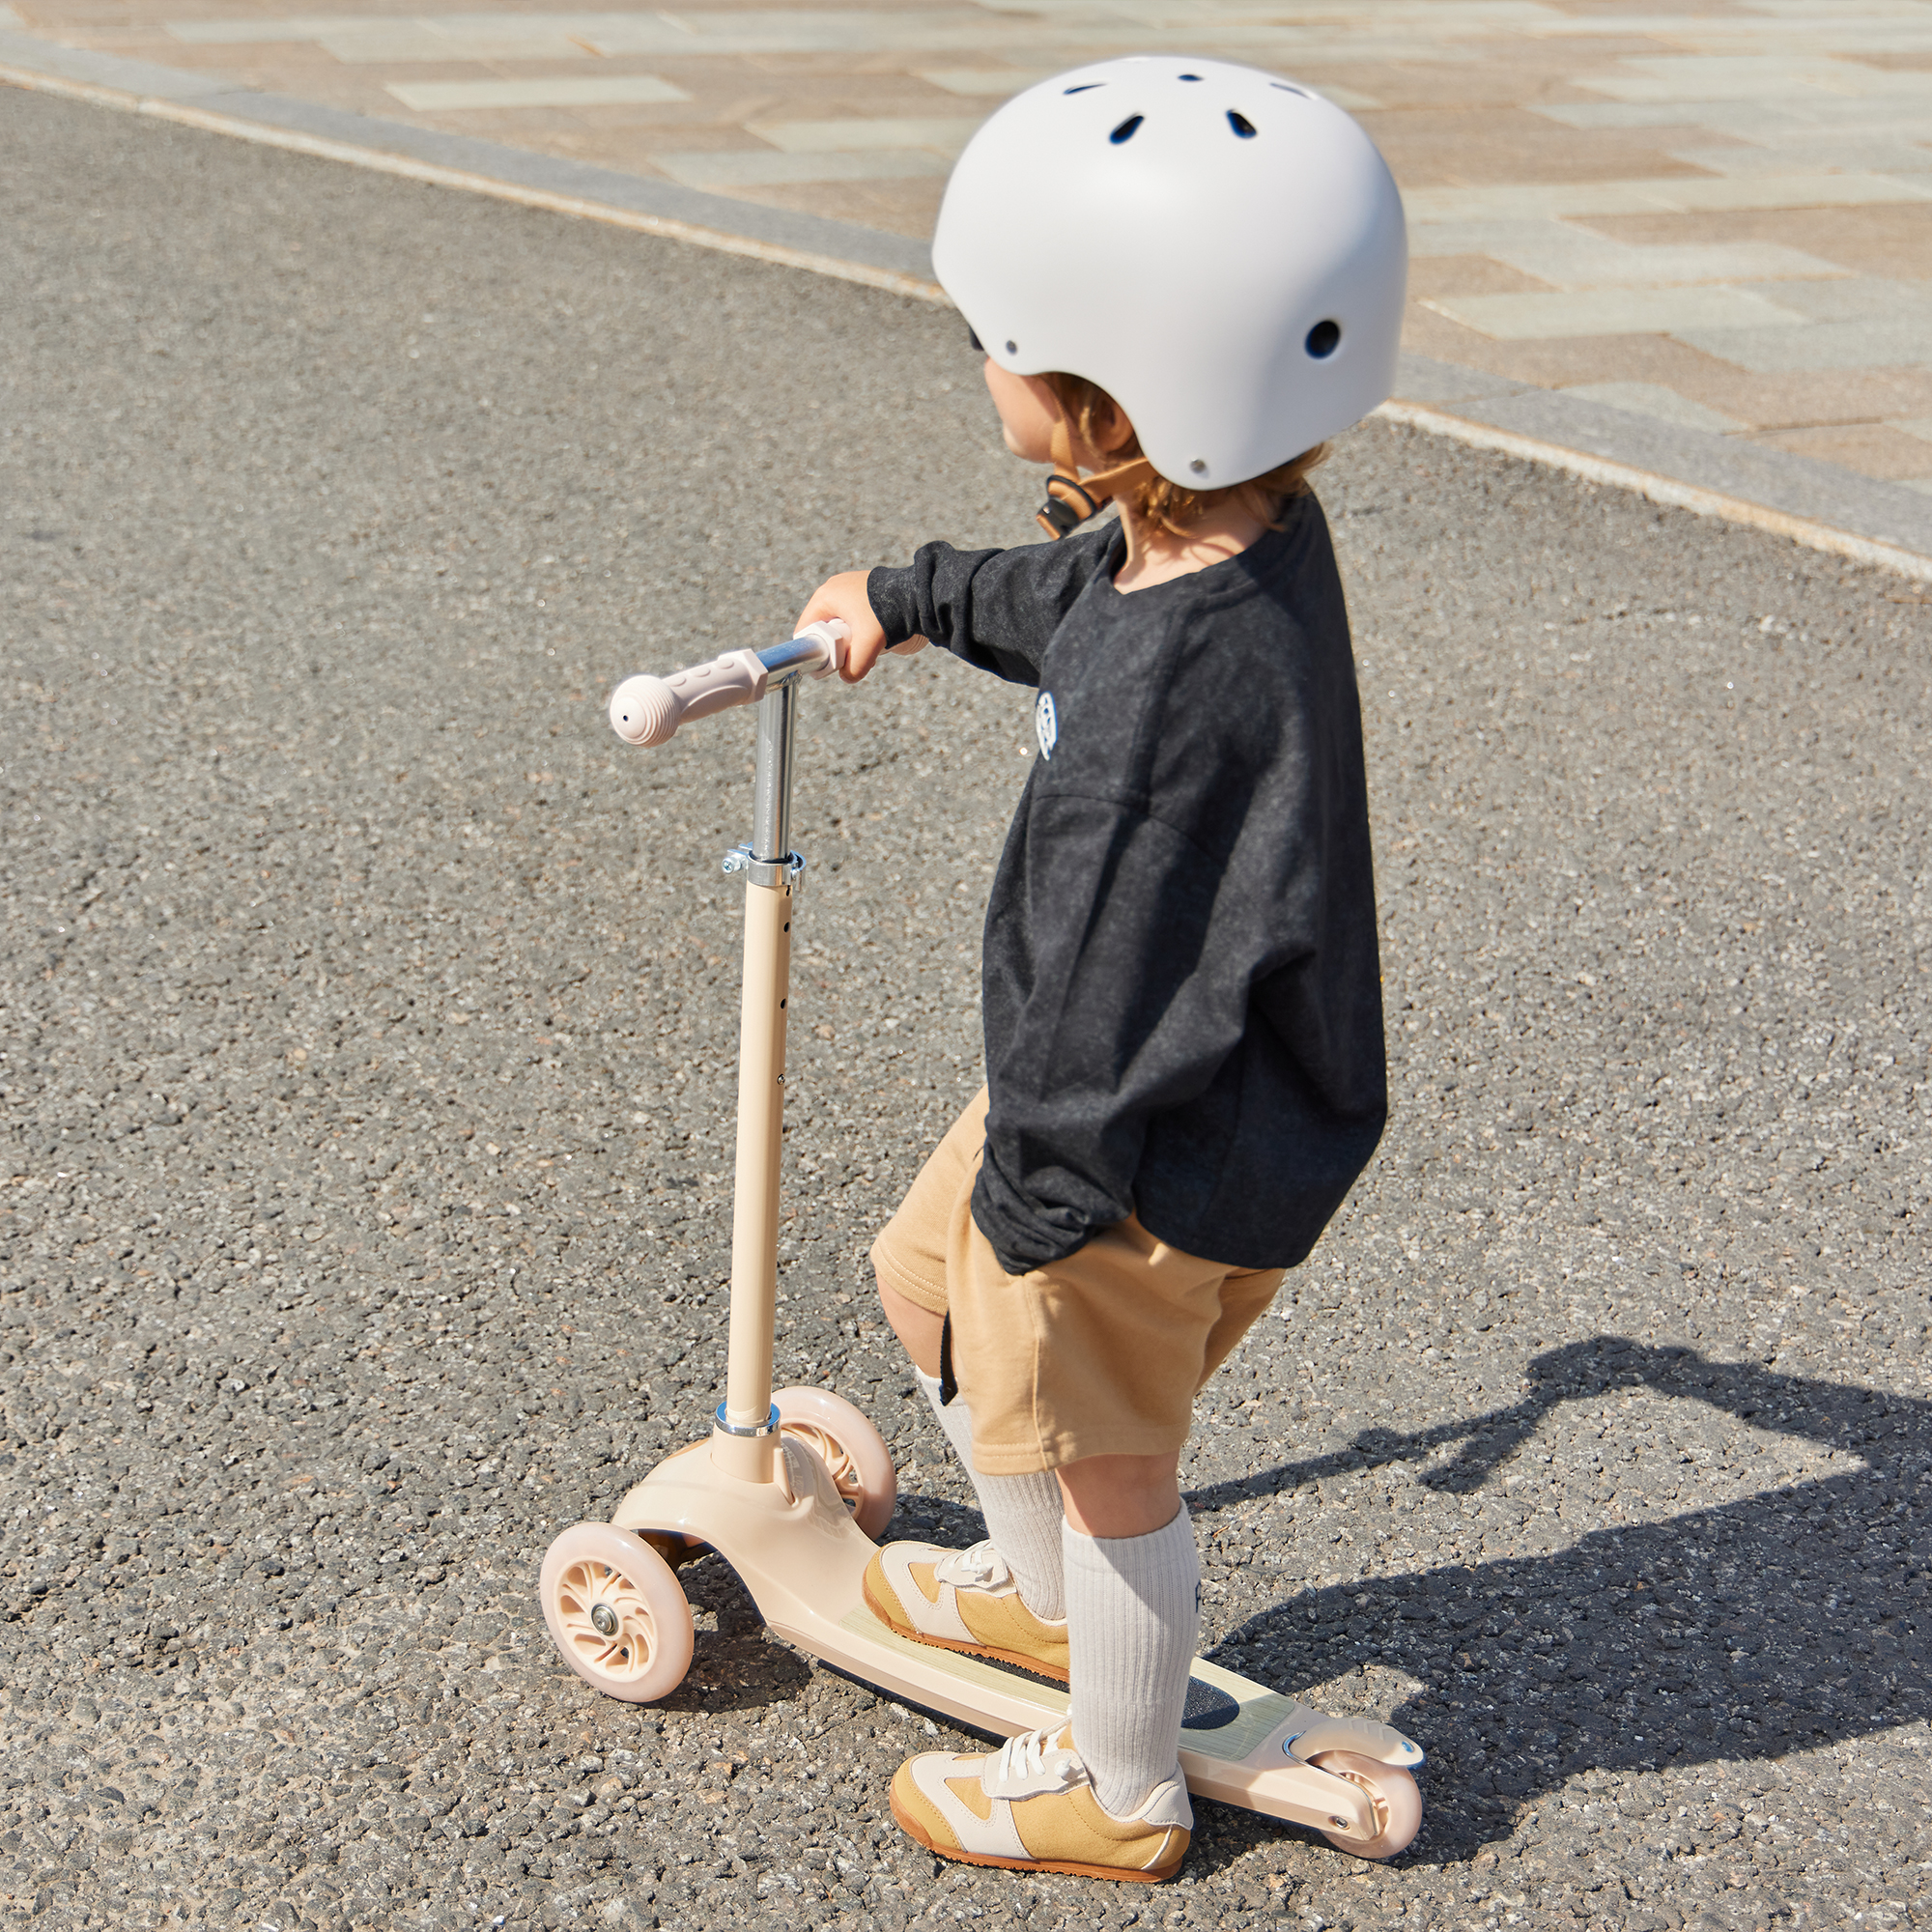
[2,83,1930,1932]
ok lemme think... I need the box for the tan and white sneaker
[892,1722,1191,1883]
[863,1540,1070,1681]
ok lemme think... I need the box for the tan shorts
[869,1089,1285,1475]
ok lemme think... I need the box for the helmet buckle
[1036,473,1100,538]
[1033,457,1156,539]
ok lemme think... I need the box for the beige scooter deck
[611,1431,1422,1847]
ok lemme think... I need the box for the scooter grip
[609,647,768,747]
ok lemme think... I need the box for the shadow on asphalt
[1194,1337,1925,1863]
[667,1557,816,1717]
[662,1338,1922,1868]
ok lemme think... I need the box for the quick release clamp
[722,845,806,894]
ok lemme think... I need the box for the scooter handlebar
[609,621,850,748]
[609,647,764,748]
[609,619,921,748]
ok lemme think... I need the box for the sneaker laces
[932,1539,1012,1589]
[989,1723,1084,1792]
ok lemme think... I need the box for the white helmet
[932,56,1407,490]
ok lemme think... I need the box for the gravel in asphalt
[1,85,1928,1932]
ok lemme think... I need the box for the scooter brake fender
[1284,1713,1427,1770]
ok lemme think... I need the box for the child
[796,56,1407,1884]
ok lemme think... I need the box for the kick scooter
[536,622,1426,1860]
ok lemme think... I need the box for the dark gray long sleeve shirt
[867,494,1385,1276]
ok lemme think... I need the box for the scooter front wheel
[1309,1750,1423,1860]
[774,1385,898,1540]
[540,1521,695,1703]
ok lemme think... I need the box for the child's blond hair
[1041,372,1327,539]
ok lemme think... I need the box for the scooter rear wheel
[540,1521,695,1703]
[1309,1750,1423,1860]
[774,1385,898,1540]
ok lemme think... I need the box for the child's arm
[797,529,1118,688]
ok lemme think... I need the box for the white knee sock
[1064,1506,1200,1817]
[916,1369,1065,1621]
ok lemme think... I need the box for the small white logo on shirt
[1035,690,1058,759]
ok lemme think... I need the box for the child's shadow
[1188,1336,1929,1862]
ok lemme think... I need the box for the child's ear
[1095,396,1136,457]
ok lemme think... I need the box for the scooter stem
[610,623,845,1481]
[716,678,801,1482]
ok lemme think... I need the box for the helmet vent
[1109,114,1144,144]
[1064,82,1103,95]
[1271,82,1310,98]
[1178,72,1202,81]
[1306,320,1342,358]
[1227,110,1257,138]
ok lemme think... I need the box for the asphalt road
[2,84,1929,1932]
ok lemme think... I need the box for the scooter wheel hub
[539,1521,695,1704]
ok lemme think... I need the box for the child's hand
[797,572,919,683]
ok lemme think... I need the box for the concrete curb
[5,27,1931,582]
[1384,356,1932,584]
[1380,401,1932,589]
[1378,405,1932,588]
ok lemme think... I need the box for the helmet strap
[1035,418,1154,539]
